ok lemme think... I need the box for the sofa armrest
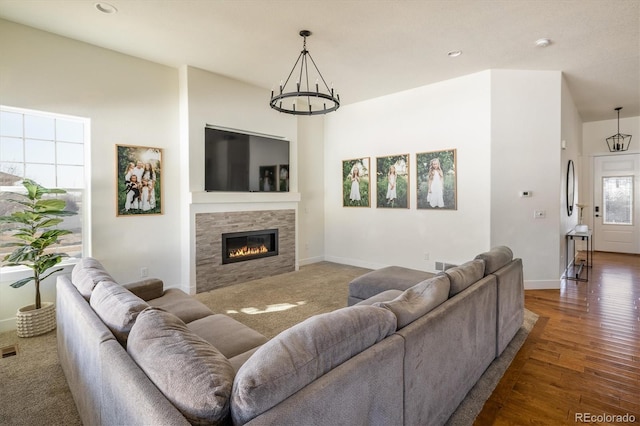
[123,278,164,301]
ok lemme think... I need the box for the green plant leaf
[22,179,40,199]
[35,199,66,212]
[39,267,64,283]
[10,276,35,289]
[36,218,64,228]
[4,246,38,263]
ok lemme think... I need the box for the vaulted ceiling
[0,0,638,122]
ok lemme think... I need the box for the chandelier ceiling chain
[605,107,632,152]
[270,30,340,116]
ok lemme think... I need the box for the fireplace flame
[229,245,269,258]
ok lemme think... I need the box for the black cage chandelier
[270,30,340,116]
[605,107,632,152]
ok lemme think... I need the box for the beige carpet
[0,261,537,425]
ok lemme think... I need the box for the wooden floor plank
[476,251,640,424]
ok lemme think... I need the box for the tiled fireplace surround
[195,209,296,293]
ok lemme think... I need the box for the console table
[565,229,592,282]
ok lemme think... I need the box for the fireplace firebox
[221,229,279,264]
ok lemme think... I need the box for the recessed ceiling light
[95,2,118,14]
[535,38,551,48]
[447,50,462,58]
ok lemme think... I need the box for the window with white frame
[0,105,89,263]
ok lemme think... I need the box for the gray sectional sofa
[56,246,523,426]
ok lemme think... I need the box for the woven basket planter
[16,302,56,338]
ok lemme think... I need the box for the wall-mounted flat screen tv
[204,126,290,192]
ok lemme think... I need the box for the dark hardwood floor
[477,251,640,425]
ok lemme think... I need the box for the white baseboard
[298,255,325,266]
[323,255,386,271]
[0,317,16,333]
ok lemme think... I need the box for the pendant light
[270,30,340,116]
[605,107,632,152]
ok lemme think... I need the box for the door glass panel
[602,176,633,225]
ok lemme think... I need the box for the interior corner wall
[0,19,181,330]
[490,70,563,287]
[297,116,326,265]
[323,71,492,271]
[560,76,583,273]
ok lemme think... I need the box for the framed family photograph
[376,154,410,208]
[342,157,370,207]
[116,144,163,216]
[417,149,457,210]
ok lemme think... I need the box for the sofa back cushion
[474,246,514,276]
[90,280,148,345]
[71,257,115,300]
[128,307,235,426]
[373,274,450,328]
[444,259,486,297]
[231,305,397,424]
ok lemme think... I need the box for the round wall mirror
[566,160,575,216]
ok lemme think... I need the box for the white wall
[559,76,584,270]
[490,70,564,288]
[0,20,181,331]
[297,117,326,265]
[324,71,492,270]
[324,69,574,289]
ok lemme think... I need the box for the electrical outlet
[423,252,430,261]
[140,267,149,278]
[534,210,546,219]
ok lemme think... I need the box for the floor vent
[1,345,18,358]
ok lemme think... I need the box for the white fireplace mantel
[190,191,301,204]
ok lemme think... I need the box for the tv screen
[204,127,290,192]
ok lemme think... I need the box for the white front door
[593,153,640,254]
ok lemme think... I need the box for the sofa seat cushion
[187,314,268,359]
[90,280,148,345]
[71,257,116,300]
[123,278,164,301]
[231,305,397,424]
[475,246,513,276]
[374,274,450,328]
[348,266,436,303]
[128,307,235,426]
[148,288,213,323]
[355,289,404,305]
[444,259,486,297]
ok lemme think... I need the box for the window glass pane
[25,114,55,140]
[1,136,23,162]
[25,139,55,163]
[0,162,24,182]
[57,142,83,165]
[603,176,633,225]
[58,190,83,258]
[25,163,56,187]
[1,105,87,264]
[57,165,84,188]
[56,120,84,143]
[0,111,23,137]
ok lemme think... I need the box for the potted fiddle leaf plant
[1,179,77,337]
